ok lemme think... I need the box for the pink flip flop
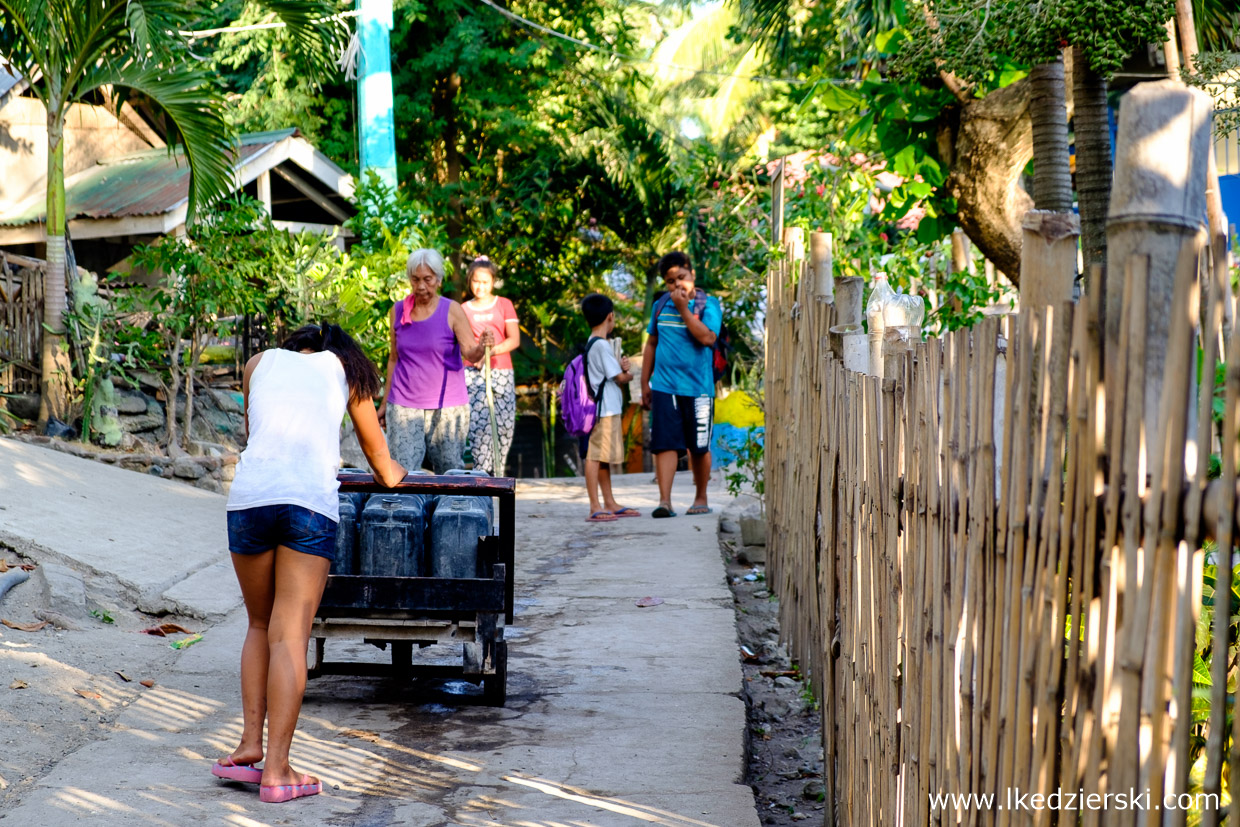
[212,757,262,783]
[260,774,323,803]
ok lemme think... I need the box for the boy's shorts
[650,390,714,456]
[587,414,625,464]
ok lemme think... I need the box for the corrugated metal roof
[0,64,23,101]
[0,129,300,227]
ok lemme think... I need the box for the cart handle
[337,472,516,496]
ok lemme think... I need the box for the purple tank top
[388,296,468,409]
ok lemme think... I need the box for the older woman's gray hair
[406,248,446,282]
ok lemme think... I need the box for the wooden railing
[0,251,45,395]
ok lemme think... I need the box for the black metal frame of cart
[309,473,516,705]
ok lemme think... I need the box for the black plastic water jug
[428,470,495,578]
[430,496,494,578]
[358,494,431,577]
[331,494,361,575]
[441,469,495,519]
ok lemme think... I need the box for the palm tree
[0,0,336,429]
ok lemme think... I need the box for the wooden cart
[309,473,516,706]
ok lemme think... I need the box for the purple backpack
[561,338,606,437]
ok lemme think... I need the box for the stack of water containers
[331,468,494,579]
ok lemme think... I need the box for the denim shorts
[226,504,337,561]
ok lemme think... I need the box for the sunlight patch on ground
[306,714,485,771]
[198,717,464,799]
[51,786,138,815]
[501,775,725,826]
[124,686,223,733]
[8,458,85,488]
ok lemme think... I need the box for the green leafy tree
[128,199,275,448]
[734,0,1175,285]
[896,0,1174,281]
[0,0,338,431]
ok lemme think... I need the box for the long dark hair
[281,323,381,404]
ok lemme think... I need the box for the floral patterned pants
[465,367,516,476]
[386,402,469,474]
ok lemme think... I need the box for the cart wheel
[482,641,507,707]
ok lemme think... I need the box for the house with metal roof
[0,127,356,274]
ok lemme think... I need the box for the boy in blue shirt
[640,252,723,518]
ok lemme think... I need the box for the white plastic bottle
[884,289,925,329]
[866,272,895,332]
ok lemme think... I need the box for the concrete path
[0,440,758,826]
[0,438,240,618]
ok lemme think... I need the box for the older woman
[378,249,493,473]
[461,255,520,475]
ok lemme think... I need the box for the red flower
[815,184,826,197]
[880,232,889,242]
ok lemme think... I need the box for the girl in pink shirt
[461,256,520,475]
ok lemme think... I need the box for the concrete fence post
[1020,210,1080,315]
[1105,80,1212,437]
[810,232,834,302]
[834,277,864,327]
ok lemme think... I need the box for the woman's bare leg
[228,549,276,766]
[258,545,330,787]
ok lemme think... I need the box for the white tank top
[226,348,349,522]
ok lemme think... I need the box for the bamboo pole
[1138,237,1202,818]
[1107,254,1151,822]
[1222,295,1240,827]
[1175,238,1224,827]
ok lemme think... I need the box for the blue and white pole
[357,0,398,192]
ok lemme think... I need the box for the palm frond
[1195,0,1240,51]
[0,0,57,96]
[253,0,345,80]
[652,4,741,87]
[82,58,235,221]
[732,0,795,59]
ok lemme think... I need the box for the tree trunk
[944,80,1034,284]
[183,344,196,451]
[38,107,73,430]
[1028,56,1074,213]
[165,341,181,450]
[1072,45,1113,292]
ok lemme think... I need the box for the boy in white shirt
[581,294,640,522]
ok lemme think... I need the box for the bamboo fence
[764,226,1240,825]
